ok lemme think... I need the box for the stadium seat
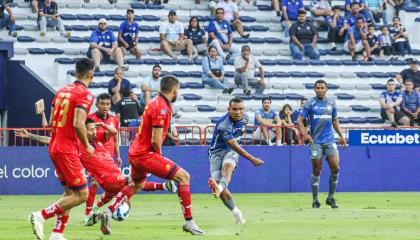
[342,60,358,66]
[335,93,355,100]
[249,38,266,44]
[257,5,273,11]
[339,84,355,90]
[358,61,375,66]
[72,25,90,31]
[286,93,304,100]
[289,83,303,90]
[306,72,325,78]
[324,72,340,78]
[351,105,370,112]
[235,94,252,100]
[83,3,98,9]
[337,105,351,112]
[197,105,216,112]
[66,3,82,8]
[356,72,372,78]
[45,48,64,55]
[143,15,160,21]
[267,93,286,100]
[290,72,306,78]
[159,59,177,65]
[325,60,341,66]
[193,118,211,124]
[265,38,282,44]
[180,106,197,112]
[355,84,372,90]
[340,73,357,78]
[35,37,50,43]
[309,60,325,65]
[183,94,201,101]
[28,48,46,55]
[60,14,77,20]
[14,48,28,55]
[366,117,384,124]
[251,25,269,32]
[355,94,371,100]
[68,37,85,43]
[17,36,35,42]
[348,117,368,124]
[370,84,386,90]
[186,82,204,89]
[338,117,350,124]
[99,3,114,9]
[293,60,309,66]
[271,83,288,90]
[176,118,193,124]
[259,59,276,65]
[372,72,389,78]
[273,71,291,77]
[77,14,94,21]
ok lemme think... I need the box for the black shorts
[118,41,135,51]
[380,108,406,122]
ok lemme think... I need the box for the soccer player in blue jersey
[298,80,347,209]
[118,8,142,59]
[208,97,264,224]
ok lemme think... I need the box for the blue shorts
[0,14,10,28]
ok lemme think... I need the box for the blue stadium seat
[55,58,75,64]
[257,5,273,11]
[103,71,114,77]
[226,59,235,65]
[338,117,350,124]
[225,71,235,77]
[318,49,328,56]
[147,4,164,9]
[83,36,91,42]
[189,71,202,78]
[143,15,160,21]
[309,60,325,65]
[251,25,269,32]
[325,60,341,65]
[372,72,389,78]
[68,36,85,43]
[173,71,189,77]
[77,14,94,20]
[17,36,35,42]
[28,48,46,55]
[273,71,291,77]
[240,16,256,22]
[306,72,324,78]
[403,6,419,12]
[126,59,143,65]
[356,72,372,78]
[243,25,252,32]
[276,59,293,65]
[234,38,250,43]
[348,117,368,124]
[130,2,146,9]
[178,59,194,65]
[391,60,407,66]
[328,49,345,56]
[134,15,144,21]
[72,25,89,31]
[317,38,329,44]
[93,14,109,20]
[196,16,207,22]
[194,59,203,65]
[259,59,276,65]
[235,94,252,100]
[293,60,309,65]
[342,60,358,65]
[290,72,306,78]
[304,83,314,89]
[93,72,105,77]
[286,93,304,100]
[304,83,337,89]
[60,14,77,20]
[138,37,151,43]
[45,48,64,54]
[265,38,282,44]
[335,93,355,100]
[256,71,273,78]
[238,139,253,145]
[210,117,220,123]
[387,72,398,78]
[412,49,420,55]
[143,59,159,65]
[366,117,384,124]
[14,25,24,31]
[252,94,265,100]
[358,61,375,66]
[149,37,161,43]
[370,83,386,90]
[185,138,201,145]
[196,105,216,112]
[89,82,101,88]
[99,82,109,88]
[139,25,155,32]
[183,94,201,101]
[160,71,171,77]
[268,93,286,100]
[186,82,204,89]
[159,59,177,65]
[179,82,187,89]
[109,14,125,21]
[249,38,265,44]
[374,59,390,65]
[178,128,192,134]
[351,105,370,112]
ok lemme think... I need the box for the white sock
[232,207,241,214]
[217,184,224,192]
[162,182,167,191]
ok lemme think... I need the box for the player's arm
[74,108,94,155]
[298,115,312,143]
[255,115,270,127]
[48,106,54,126]
[14,129,51,145]
[226,139,263,166]
[332,116,346,146]
[151,127,163,155]
[40,111,49,128]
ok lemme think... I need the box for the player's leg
[142,180,178,192]
[325,143,340,208]
[220,188,245,224]
[50,187,73,240]
[84,177,99,223]
[310,144,323,208]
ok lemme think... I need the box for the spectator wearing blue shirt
[202,46,233,94]
[401,80,420,125]
[327,6,348,49]
[379,79,410,126]
[254,97,282,146]
[289,10,320,60]
[118,9,141,60]
[377,26,393,57]
[88,18,127,72]
[208,7,240,60]
[367,25,380,56]
[291,98,308,126]
[108,67,137,106]
[344,3,367,29]
[365,0,387,24]
[345,0,373,22]
[344,17,371,61]
[0,0,17,37]
[281,0,304,37]
[185,16,207,55]
[38,0,69,38]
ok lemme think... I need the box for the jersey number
[52,93,71,127]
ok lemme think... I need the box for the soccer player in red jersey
[100,75,205,235]
[29,58,96,240]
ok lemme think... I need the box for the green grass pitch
[1,192,419,240]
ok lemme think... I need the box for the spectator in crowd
[344,3,367,29]
[37,0,70,38]
[401,79,420,125]
[118,8,142,60]
[281,0,304,37]
[31,0,44,13]
[291,97,307,125]
[0,0,17,37]
[159,10,195,60]
[344,17,371,61]
[202,46,234,94]
[310,0,333,30]
[289,10,320,60]
[396,59,420,90]
[234,45,265,95]
[108,66,136,106]
[163,120,180,146]
[115,89,144,128]
[345,0,372,22]
[208,7,240,60]
[88,18,128,72]
[386,0,403,17]
[214,0,250,38]
[327,6,347,50]
[365,0,387,24]
[367,25,380,56]
[390,17,412,58]
[279,104,299,145]
[141,64,162,104]
[377,25,393,57]
[185,16,207,55]
[379,78,410,126]
[253,96,282,146]
[271,0,282,16]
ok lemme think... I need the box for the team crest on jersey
[166,164,171,170]
[87,94,93,101]
[73,178,81,184]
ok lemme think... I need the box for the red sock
[177,184,192,220]
[108,186,136,213]
[143,182,164,191]
[96,192,114,208]
[52,215,69,234]
[85,185,99,215]
[41,203,63,220]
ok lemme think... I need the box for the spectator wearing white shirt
[234,45,265,95]
[141,64,162,104]
[159,10,195,60]
[310,0,333,30]
[210,0,250,38]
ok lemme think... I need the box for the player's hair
[208,46,217,52]
[152,64,161,71]
[96,93,111,103]
[121,88,131,97]
[314,79,327,88]
[75,58,95,77]
[85,118,95,125]
[387,78,395,83]
[332,5,341,11]
[381,25,388,30]
[393,16,400,21]
[241,45,251,52]
[280,104,293,115]
[351,2,360,7]
[404,79,414,84]
[216,7,224,14]
[262,96,271,104]
[300,97,307,103]
[114,66,122,74]
[127,8,134,14]
[356,17,364,22]
[160,75,180,94]
[298,10,306,15]
[229,97,243,106]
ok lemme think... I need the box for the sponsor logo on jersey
[313,114,331,119]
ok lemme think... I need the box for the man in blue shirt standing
[298,80,346,209]
[208,7,240,61]
[208,97,264,224]
[88,18,128,72]
[380,79,411,127]
[118,8,141,60]
[344,17,371,61]
[401,79,420,125]
[281,0,304,37]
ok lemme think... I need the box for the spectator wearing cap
[108,66,137,106]
[37,0,70,38]
[118,8,142,59]
[88,18,128,72]
[310,0,333,30]
[202,46,234,94]
[208,7,240,60]
[390,17,412,58]
[401,79,420,125]
[344,17,371,61]
[185,16,208,55]
[327,6,347,50]
[211,0,250,38]
[379,78,410,127]
[396,60,420,91]
[344,0,373,23]
[289,10,320,60]
[159,10,195,60]
[0,0,17,37]
[141,64,162,104]
[234,45,265,95]
[281,0,305,37]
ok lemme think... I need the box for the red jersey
[88,112,119,157]
[49,81,94,154]
[128,94,171,157]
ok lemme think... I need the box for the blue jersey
[300,97,337,144]
[344,13,366,27]
[254,109,277,126]
[327,15,345,31]
[380,90,402,111]
[119,20,139,44]
[209,113,249,153]
[345,26,367,42]
[207,19,232,45]
[90,28,116,48]
[345,0,366,8]
[402,90,420,113]
[282,0,304,21]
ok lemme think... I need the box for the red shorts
[128,152,180,184]
[50,152,87,190]
[101,174,128,195]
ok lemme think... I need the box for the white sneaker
[164,180,178,193]
[28,212,45,240]
[99,209,112,235]
[121,64,129,71]
[232,208,246,224]
[182,220,205,235]
[49,232,67,240]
